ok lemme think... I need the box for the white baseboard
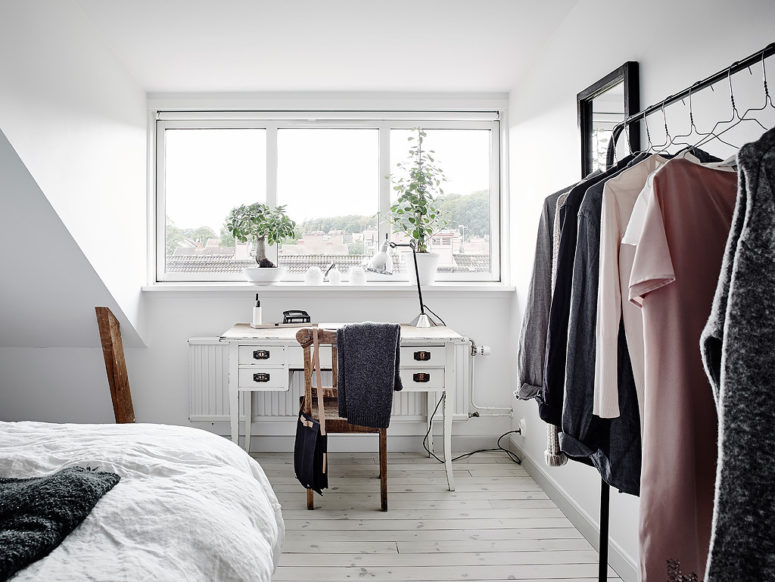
[508,436,637,582]
[194,416,512,453]
[246,434,501,454]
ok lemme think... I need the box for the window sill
[142,281,515,295]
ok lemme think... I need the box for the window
[277,129,379,277]
[160,128,266,279]
[390,129,493,276]
[155,113,500,282]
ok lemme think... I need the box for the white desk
[220,323,467,491]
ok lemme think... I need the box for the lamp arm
[411,244,426,316]
[389,241,426,316]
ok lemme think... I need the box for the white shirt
[593,154,668,422]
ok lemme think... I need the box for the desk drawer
[238,345,286,366]
[399,368,445,391]
[400,346,445,367]
[238,368,289,391]
[286,346,333,369]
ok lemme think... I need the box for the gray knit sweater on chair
[701,127,775,582]
[337,323,402,429]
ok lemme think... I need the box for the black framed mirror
[577,62,640,177]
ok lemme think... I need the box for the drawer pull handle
[413,351,431,361]
[413,373,430,383]
[253,349,270,360]
[253,373,271,383]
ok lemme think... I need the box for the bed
[0,421,284,581]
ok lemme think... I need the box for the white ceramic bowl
[243,266,282,283]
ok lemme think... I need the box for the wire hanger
[693,67,753,150]
[609,123,619,166]
[625,122,635,155]
[667,85,702,150]
[732,51,774,124]
[649,100,672,153]
[643,112,656,152]
[694,54,774,153]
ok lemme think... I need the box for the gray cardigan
[701,127,775,582]
[337,323,402,429]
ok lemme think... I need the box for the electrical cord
[468,343,512,413]
[423,304,446,326]
[422,394,522,465]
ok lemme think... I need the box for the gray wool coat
[701,127,775,582]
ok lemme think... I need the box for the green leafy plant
[389,129,447,253]
[226,203,296,267]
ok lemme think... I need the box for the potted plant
[226,203,296,283]
[389,129,447,285]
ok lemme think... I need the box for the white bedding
[0,422,284,582]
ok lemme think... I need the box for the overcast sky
[165,128,490,233]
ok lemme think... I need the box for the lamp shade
[367,238,393,275]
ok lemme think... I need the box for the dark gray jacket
[516,186,572,400]
[540,155,638,426]
[701,128,775,582]
[559,161,645,495]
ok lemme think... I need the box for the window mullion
[155,123,167,281]
[378,124,391,248]
[266,124,279,265]
[490,126,501,282]
[267,125,278,207]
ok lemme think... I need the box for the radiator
[187,337,470,423]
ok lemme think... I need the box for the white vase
[304,266,324,285]
[410,252,440,286]
[243,267,282,283]
[349,266,367,285]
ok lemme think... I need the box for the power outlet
[519,418,527,437]
[472,345,492,356]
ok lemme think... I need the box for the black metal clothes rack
[605,42,775,167]
[595,42,775,582]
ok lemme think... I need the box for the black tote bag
[293,328,328,494]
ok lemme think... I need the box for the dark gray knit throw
[0,466,120,581]
[337,323,402,428]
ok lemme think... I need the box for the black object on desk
[283,310,311,324]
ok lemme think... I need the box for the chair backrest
[296,328,338,414]
[95,306,135,423]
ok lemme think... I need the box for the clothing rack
[596,42,775,582]
[605,42,775,167]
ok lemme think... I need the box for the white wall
[508,1,775,579]
[0,0,147,345]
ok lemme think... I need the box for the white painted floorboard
[254,452,622,582]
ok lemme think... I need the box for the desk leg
[426,392,435,457]
[244,393,252,454]
[229,343,239,445]
[443,390,455,491]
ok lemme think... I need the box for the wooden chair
[296,328,388,511]
[95,307,135,424]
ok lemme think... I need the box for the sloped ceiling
[0,131,140,347]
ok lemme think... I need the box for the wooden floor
[254,451,621,582]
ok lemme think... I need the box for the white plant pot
[243,266,282,284]
[410,252,440,286]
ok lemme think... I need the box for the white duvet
[0,422,284,582]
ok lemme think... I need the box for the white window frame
[154,112,501,283]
